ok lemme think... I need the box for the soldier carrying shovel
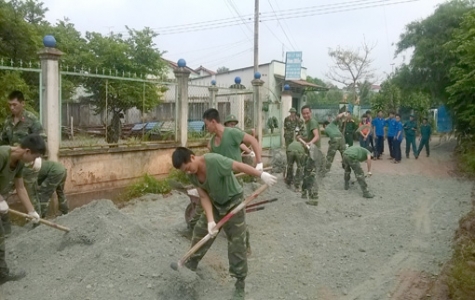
[172,147,276,300]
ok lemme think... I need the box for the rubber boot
[363,191,374,198]
[0,270,26,285]
[301,190,307,199]
[306,192,318,206]
[246,230,251,257]
[233,278,245,300]
[58,202,69,215]
[344,181,350,190]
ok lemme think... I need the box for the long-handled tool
[170,184,269,271]
[246,206,265,213]
[9,209,70,232]
[246,197,278,209]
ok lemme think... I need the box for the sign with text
[285,51,303,80]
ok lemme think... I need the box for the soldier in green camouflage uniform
[341,112,357,147]
[0,91,47,231]
[322,112,347,177]
[172,147,276,300]
[36,160,68,218]
[285,128,305,190]
[283,107,304,148]
[342,146,374,198]
[299,105,321,205]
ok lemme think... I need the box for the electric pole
[254,0,259,73]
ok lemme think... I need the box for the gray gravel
[0,139,472,300]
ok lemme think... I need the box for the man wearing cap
[284,107,304,148]
[223,114,254,160]
[342,146,374,198]
[322,112,347,177]
[403,115,418,159]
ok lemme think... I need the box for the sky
[40,0,447,85]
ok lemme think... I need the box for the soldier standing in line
[285,128,305,191]
[0,91,46,232]
[342,146,375,198]
[321,112,347,177]
[35,160,69,218]
[283,107,304,148]
[416,118,432,158]
[172,147,276,300]
[403,115,418,159]
[298,105,321,206]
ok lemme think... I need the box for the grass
[446,210,475,299]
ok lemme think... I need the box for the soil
[0,137,472,300]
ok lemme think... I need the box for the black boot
[233,278,245,300]
[0,270,26,285]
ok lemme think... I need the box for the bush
[123,174,171,200]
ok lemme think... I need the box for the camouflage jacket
[1,110,47,146]
[284,116,304,138]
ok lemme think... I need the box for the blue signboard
[285,51,302,80]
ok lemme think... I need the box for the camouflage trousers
[0,212,8,275]
[324,137,346,175]
[188,198,247,279]
[38,170,68,218]
[342,154,369,194]
[285,151,305,188]
[302,154,319,198]
[284,135,293,148]
[22,167,41,214]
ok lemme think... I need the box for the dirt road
[0,137,471,300]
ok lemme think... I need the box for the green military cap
[289,107,297,113]
[224,114,238,125]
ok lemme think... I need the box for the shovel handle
[176,184,269,268]
[9,209,70,233]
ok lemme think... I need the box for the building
[190,60,326,111]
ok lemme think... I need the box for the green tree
[370,80,401,112]
[216,66,229,73]
[394,0,474,103]
[445,9,475,137]
[80,27,167,142]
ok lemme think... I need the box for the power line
[224,0,253,42]
[267,0,296,50]
[272,0,300,50]
[150,0,420,35]
[200,48,253,67]
[169,39,249,56]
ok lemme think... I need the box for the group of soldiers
[284,106,375,201]
[0,91,70,284]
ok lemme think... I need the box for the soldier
[223,114,254,159]
[341,112,357,147]
[416,118,432,158]
[283,107,303,148]
[36,160,69,218]
[285,128,305,191]
[372,110,386,159]
[201,109,263,256]
[342,146,374,198]
[172,147,276,300]
[403,115,418,158]
[322,112,347,177]
[0,134,43,284]
[1,91,46,232]
[393,114,404,164]
[298,105,321,205]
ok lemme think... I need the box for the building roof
[195,65,217,75]
[163,59,199,75]
[274,75,328,92]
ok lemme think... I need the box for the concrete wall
[59,143,205,195]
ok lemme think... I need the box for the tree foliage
[304,76,343,107]
[216,66,229,73]
[445,8,475,136]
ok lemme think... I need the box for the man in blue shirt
[393,114,403,163]
[371,110,386,159]
[385,111,397,160]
